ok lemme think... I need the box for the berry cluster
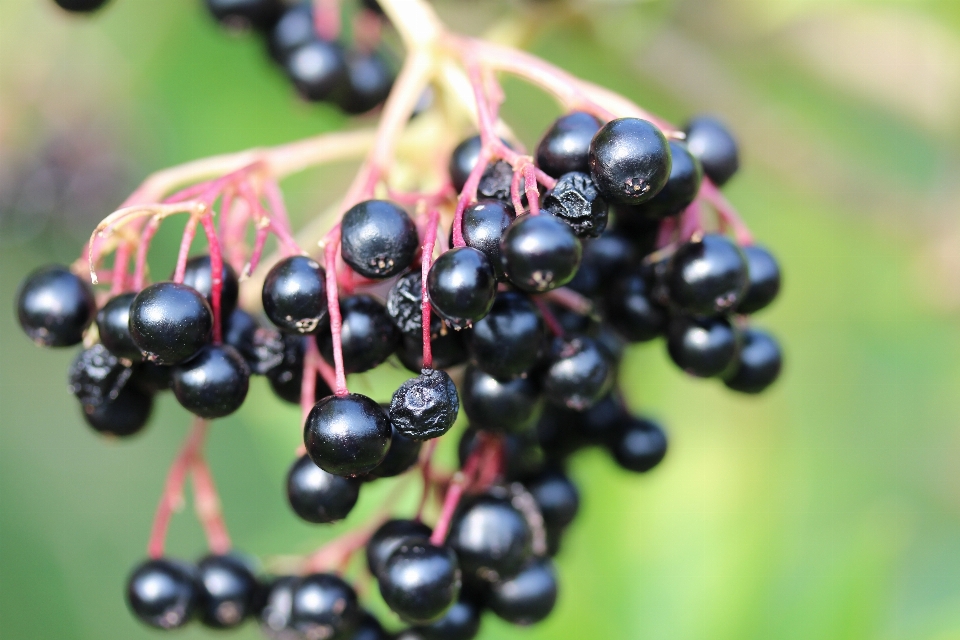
[19,1,783,638]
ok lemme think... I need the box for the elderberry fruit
[543,171,609,238]
[205,0,285,31]
[477,161,514,202]
[69,343,133,408]
[286,454,361,523]
[581,229,637,282]
[387,270,431,337]
[264,334,333,403]
[196,554,258,629]
[134,361,173,394]
[378,541,461,623]
[526,470,580,530]
[96,293,140,360]
[408,598,482,640]
[612,209,660,256]
[337,50,394,114]
[449,495,532,583]
[84,383,154,437]
[543,336,613,411]
[269,3,313,62]
[666,315,741,378]
[589,118,671,205]
[262,255,328,334]
[368,421,423,478]
[500,213,582,293]
[486,559,557,625]
[179,255,240,319]
[290,573,361,639]
[397,328,468,373]
[287,39,347,101]
[622,140,702,220]
[129,282,212,365]
[536,111,603,178]
[16,264,95,347]
[317,295,399,373]
[389,368,459,440]
[684,115,739,186]
[223,308,259,367]
[738,245,781,314]
[448,136,515,193]
[53,0,109,11]
[723,327,782,394]
[666,234,748,316]
[427,247,497,328]
[455,200,514,279]
[304,393,392,476]
[259,576,298,637]
[608,416,667,473]
[366,519,432,578]
[172,344,250,418]
[461,366,543,433]
[353,612,392,640]
[467,291,544,379]
[604,271,667,342]
[126,558,199,629]
[341,200,418,278]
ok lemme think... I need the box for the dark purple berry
[16,264,95,347]
[126,558,199,629]
[352,612,391,640]
[196,554,258,629]
[589,118,672,205]
[368,421,423,478]
[467,291,544,379]
[286,454,361,523]
[70,344,153,436]
[264,334,333,404]
[667,234,748,316]
[542,171,608,238]
[367,519,433,578]
[336,50,394,114]
[96,293,141,360]
[543,336,613,411]
[341,200,418,279]
[172,344,250,418]
[304,393,392,476]
[84,382,154,437]
[222,308,259,367]
[723,327,782,394]
[286,39,347,101]
[317,295,399,373]
[262,255,328,334]
[684,115,739,186]
[620,140,702,220]
[461,366,543,433]
[133,360,173,394]
[500,214,582,293]
[666,315,741,378]
[454,200,514,280]
[259,576,298,637]
[408,598,482,640]
[486,559,557,625]
[205,0,285,31]
[129,282,212,365]
[608,416,667,472]
[178,255,240,320]
[604,271,667,342]
[378,541,461,624]
[427,247,497,329]
[525,470,579,529]
[449,495,532,583]
[290,573,361,639]
[389,369,459,440]
[536,111,603,178]
[738,245,781,314]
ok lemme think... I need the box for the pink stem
[133,217,163,291]
[301,338,320,424]
[245,224,271,279]
[353,8,383,54]
[474,435,503,492]
[109,242,132,295]
[172,215,200,283]
[679,201,703,242]
[190,454,232,556]
[199,214,224,344]
[324,227,349,397]
[429,438,486,545]
[263,179,294,239]
[655,217,678,250]
[524,164,541,216]
[420,209,440,369]
[543,288,593,316]
[532,297,566,337]
[452,147,491,247]
[313,0,340,42]
[510,166,524,214]
[698,179,754,245]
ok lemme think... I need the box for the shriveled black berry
[408,598,482,640]
[666,315,741,378]
[543,336,613,411]
[604,271,667,342]
[456,200,514,280]
[367,519,433,579]
[427,247,497,329]
[178,255,239,320]
[738,245,781,314]
[477,161,514,202]
[96,293,140,360]
[262,255,328,334]
[525,470,580,529]
[269,3,313,62]
[378,541,461,624]
[336,50,394,114]
[368,421,423,478]
[461,366,543,433]
[449,495,532,583]
[589,118,672,205]
[286,454,361,523]
[126,558,199,629]
[341,200,418,279]
[387,271,429,337]
[317,295,399,373]
[304,393,392,476]
[16,264,95,347]
[500,214,582,293]
[622,141,702,220]
[286,39,347,101]
[723,327,782,394]
[54,0,109,11]
[486,559,557,625]
[290,573,361,639]
[172,344,250,418]
[205,0,285,31]
[684,115,739,186]
[196,554,258,629]
[389,369,459,440]
[536,111,603,178]
[129,282,212,365]
[542,171,608,238]
[608,416,667,472]
[667,234,749,316]
[467,291,544,379]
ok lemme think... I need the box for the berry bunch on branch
[19,0,784,637]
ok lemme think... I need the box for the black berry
[269,3,313,62]
[290,573,361,639]
[304,393,392,476]
[172,344,250,418]
[467,291,544,379]
[408,598,482,640]
[666,315,741,378]
[262,255,328,334]
[286,39,347,101]
[129,282,212,365]
[722,327,782,394]
[179,255,240,320]
[536,111,603,178]
[205,0,285,31]
[525,470,580,529]
[486,559,557,625]
[366,519,433,579]
[461,365,543,433]
[448,495,532,583]
[353,612,392,640]
[389,369,459,440]
[427,247,497,329]
[543,171,609,238]
[622,140,702,220]
[317,295,399,373]
[378,541,461,624]
[604,271,667,342]
[589,118,672,205]
[738,245,781,314]
[368,420,423,478]
[126,558,199,629]
[16,264,95,347]
[477,161,514,202]
[666,234,748,316]
[341,200,418,279]
[96,293,141,360]
[196,554,258,629]
[258,576,297,636]
[684,115,739,186]
[286,454,361,523]
[608,416,668,472]
[264,334,333,404]
[543,336,614,411]
[456,200,514,280]
[83,382,154,437]
[500,214,582,293]
[336,50,394,114]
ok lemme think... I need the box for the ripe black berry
[368,420,423,478]
[196,554,258,629]
[467,291,544,379]
[666,234,748,316]
[543,171,609,238]
[448,495,532,583]
[461,365,543,433]
[525,470,580,529]
[486,559,557,625]
[133,361,173,394]
[366,519,433,578]
[723,327,782,394]
[304,393,392,476]
[290,573,361,639]
[179,255,240,320]
[341,200,418,279]
[16,264,95,347]
[286,454,361,523]
[286,39,347,101]
[317,295,399,373]
[205,0,285,31]
[604,271,667,342]
[738,245,781,314]
[408,598,482,640]
[683,115,739,186]
[96,293,140,360]
[500,213,582,293]
[456,200,514,279]
[263,335,333,404]
[389,369,459,440]
[666,315,741,378]
[172,344,250,418]
[427,247,497,329]
[536,111,603,178]
[126,558,199,629]
[269,3,313,62]
[378,541,461,624]
[589,118,672,205]
[53,0,110,12]
[69,343,134,409]
[262,255,328,334]
[129,282,212,365]
[608,416,668,472]
[337,50,394,114]
[84,383,154,437]
[222,308,259,367]
[543,336,614,411]
[353,612,392,640]
[612,209,660,256]
[622,141,702,220]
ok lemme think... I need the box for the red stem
[172,215,200,283]
[323,227,349,397]
[698,179,754,246]
[109,241,132,295]
[191,453,232,556]
[429,437,486,545]
[301,337,321,423]
[420,209,440,369]
[679,201,703,242]
[656,217,678,250]
[132,217,162,291]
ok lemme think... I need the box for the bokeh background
[2,0,960,638]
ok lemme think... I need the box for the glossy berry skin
[467,291,544,379]
[378,541,461,624]
[53,0,110,11]
[448,136,483,193]
[461,366,543,433]
[134,361,173,394]
[486,559,558,625]
[738,245,781,314]
[589,118,672,205]
[368,421,423,478]
[667,315,741,378]
[624,141,703,220]
[129,282,212,365]
[609,416,668,472]
[536,111,603,178]
[286,454,361,523]
[500,214,582,293]
[449,495,532,583]
[126,558,199,630]
[70,343,153,436]
[269,3,313,62]
[262,255,328,334]
[389,369,459,440]
[304,393,392,476]
[286,39,347,101]
[179,255,240,320]
[723,327,782,394]
[409,598,482,640]
[205,0,285,31]
[290,573,361,639]
[684,115,739,187]
[542,172,609,238]
[604,271,667,342]
[366,519,433,578]
[525,470,580,529]
[543,336,614,411]
[341,200,418,279]
[16,264,95,347]
[666,234,749,317]
[427,247,497,329]
[172,345,250,418]
[95,293,139,360]
[196,554,258,629]
[318,295,399,373]
[612,208,660,256]
[336,51,394,114]
[457,200,514,279]
[264,334,333,404]
[81,384,153,437]
[460,426,546,483]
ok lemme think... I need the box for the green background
[2,0,960,638]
